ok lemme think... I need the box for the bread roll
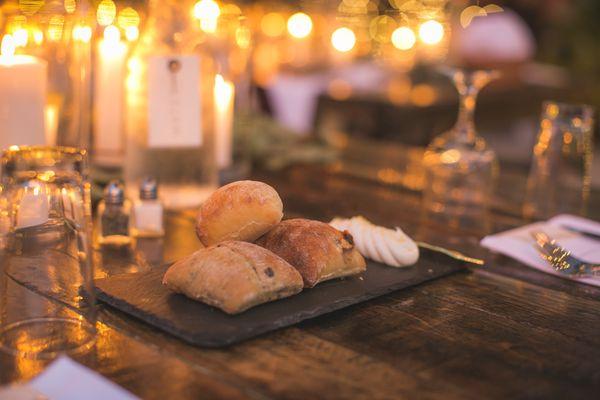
[196,180,283,246]
[163,241,303,314]
[256,219,366,288]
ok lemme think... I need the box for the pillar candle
[214,74,234,168]
[94,26,127,166]
[0,35,47,151]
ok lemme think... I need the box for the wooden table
[1,163,600,400]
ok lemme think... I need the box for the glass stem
[456,88,478,142]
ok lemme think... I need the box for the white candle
[214,74,234,168]
[16,182,49,229]
[0,35,47,151]
[94,25,127,166]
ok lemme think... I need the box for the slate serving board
[94,248,466,347]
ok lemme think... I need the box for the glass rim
[1,146,89,174]
[1,145,87,161]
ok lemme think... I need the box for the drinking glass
[422,68,500,233]
[0,146,96,360]
[523,102,595,219]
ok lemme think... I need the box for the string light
[19,0,44,16]
[331,27,356,53]
[391,26,416,50]
[260,12,285,37]
[64,0,76,14]
[97,0,117,27]
[117,7,140,30]
[287,12,312,39]
[418,20,444,45]
[235,25,251,49]
[193,0,221,33]
[47,14,65,42]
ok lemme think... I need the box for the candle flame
[103,25,121,44]
[73,25,92,43]
[1,34,16,58]
[125,26,139,42]
[214,74,234,109]
[13,29,28,47]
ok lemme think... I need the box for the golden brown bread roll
[195,180,283,246]
[163,241,303,314]
[256,219,366,288]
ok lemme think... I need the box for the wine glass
[422,68,500,233]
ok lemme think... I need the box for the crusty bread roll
[195,180,283,246]
[256,219,366,288]
[163,241,303,314]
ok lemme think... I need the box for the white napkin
[0,356,139,400]
[481,214,600,287]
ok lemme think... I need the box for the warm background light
[391,26,416,50]
[117,7,140,30]
[73,25,92,43]
[19,0,44,15]
[331,27,356,53]
[103,25,121,44]
[418,20,444,45]
[287,12,312,39]
[64,0,77,14]
[193,0,221,33]
[97,0,117,27]
[261,12,286,37]
[235,25,251,49]
[1,34,15,58]
[125,26,139,42]
[33,29,43,45]
[47,14,65,42]
[12,28,28,47]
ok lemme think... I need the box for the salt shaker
[97,180,132,247]
[131,177,164,238]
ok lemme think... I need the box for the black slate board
[94,248,465,347]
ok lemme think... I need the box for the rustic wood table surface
[1,161,599,400]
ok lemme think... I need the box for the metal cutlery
[417,241,484,266]
[532,231,600,277]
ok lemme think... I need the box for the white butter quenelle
[330,216,419,267]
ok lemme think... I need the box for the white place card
[147,55,202,148]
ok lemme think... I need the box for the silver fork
[532,231,600,277]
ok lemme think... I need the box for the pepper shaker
[131,177,164,238]
[97,180,132,247]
